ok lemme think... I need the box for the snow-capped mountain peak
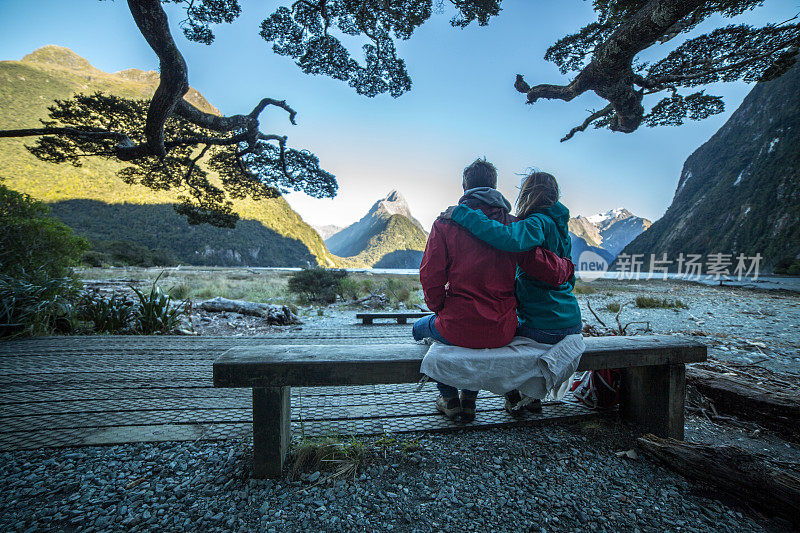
[586,207,633,226]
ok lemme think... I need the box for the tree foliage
[27,92,335,227]
[1,0,798,214]
[523,0,800,140]
[0,0,337,227]
[0,182,88,278]
[0,182,86,337]
[257,0,799,140]
[259,0,500,97]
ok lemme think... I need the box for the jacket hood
[459,187,512,212]
[536,201,570,238]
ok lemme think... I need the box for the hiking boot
[504,390,525,417]
[436,395,461,420]
[524,398,543,413]
[460,393,477,423]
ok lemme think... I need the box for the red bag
[570,369,621,409]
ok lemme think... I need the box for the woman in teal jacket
[442,171,582,413]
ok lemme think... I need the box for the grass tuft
[290,437,370,481]
[634,296,687,309]
[573,282,596,294]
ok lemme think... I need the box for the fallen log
[199,297,302,325]
[687,367,800,439]
[638,434,800,527]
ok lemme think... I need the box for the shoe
[436,395,461,420]
[524,398,543,413]
[504,390,525,417]
[460,393,476,423]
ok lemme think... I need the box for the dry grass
[635,296,688,309]
[573,282,596,295]
[76,267,424,308]
[290,437,370,482]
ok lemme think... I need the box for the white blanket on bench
[420,334,586,400]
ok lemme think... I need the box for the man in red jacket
[413,158,574,422]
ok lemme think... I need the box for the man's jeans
[412,315,478,400]
[515,323,583,345]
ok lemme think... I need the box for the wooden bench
[355,311,432,324]
[213,335,706,477]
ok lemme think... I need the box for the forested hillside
[0,46,337,267]
[621,61,800,269]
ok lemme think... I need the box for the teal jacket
[451,201,582,330]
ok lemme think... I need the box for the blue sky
[1,0,798,229]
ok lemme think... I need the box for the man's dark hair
[462,158,497,190]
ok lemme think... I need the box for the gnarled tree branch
[522,0,705,135]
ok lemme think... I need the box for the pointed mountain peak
[21,45,98,72]
[384,190,404,202]
[371,190,412,218]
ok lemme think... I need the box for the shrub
[775,257,800,275]
[78,291,136,333]
[361,279,375,294]
[606,302,621,313]
[131,274,188,334]
[383,278,412,304]
[0,270,81,337]
[635,296,687,309]
[287,267,347,304]
[338,277,362,300]
[0,183,88,278]
[169,283,191,300]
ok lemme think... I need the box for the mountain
[597,214,652,256]
[0,45,337,267]
[567,208,651,263]
[568,216,603,248]
[312,224,343,240]
[570,234,616,269]
[325,191,428,268]
[620,61,800,268]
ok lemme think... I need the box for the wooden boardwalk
[0,325,596,451]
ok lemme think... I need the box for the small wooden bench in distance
[213,335,706,477]
[355,311,433,324]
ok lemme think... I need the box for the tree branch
[0,127,132,144]
[127,0,190,158]
[523,0,705,136]
[561,104,614,142]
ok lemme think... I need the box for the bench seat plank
[355,312,432,324]
[213,335,707,388]
[355,312,432,319]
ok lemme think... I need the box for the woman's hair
[516,171,560,219]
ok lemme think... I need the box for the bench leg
[252,386,290,478]
[362,318,373,325]
[397,318,407,324]
[620,364,686,439]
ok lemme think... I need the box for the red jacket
[420,196,574,349]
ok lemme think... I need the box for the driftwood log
[199,297,302,325]
[687,367,800,439]
[638,434,800,526]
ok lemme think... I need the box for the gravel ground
[1,419,793,533]
[574,279,800,375]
